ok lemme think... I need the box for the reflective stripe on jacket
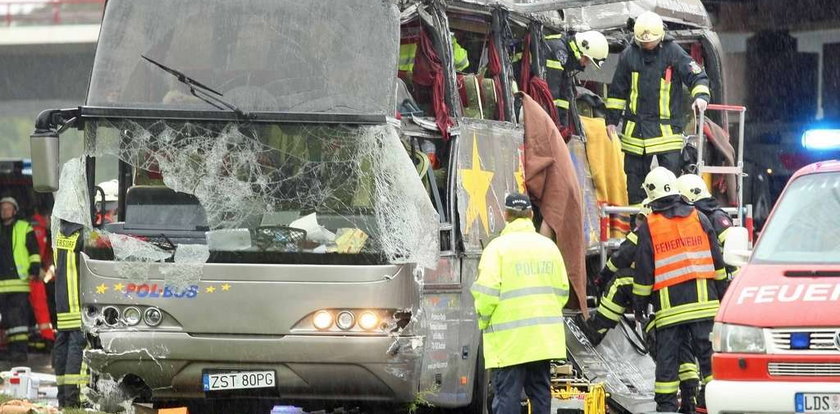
[471,218,569,368]
[399,36,469,72]
[0,221,39,293]
[648,209,715,290]
[55,221,84,331]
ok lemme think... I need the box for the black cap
[504,192,532,211]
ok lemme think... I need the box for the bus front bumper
[85,331,424,402]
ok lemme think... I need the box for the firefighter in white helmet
[676,174,733,247]
[514,30,609,136]
[632,167,727,413]
[605,11,712,207]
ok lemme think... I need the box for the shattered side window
[82,119,439,270]
[87,0,398,115]
[455,120,525,252]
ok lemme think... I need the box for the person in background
[0,197,40,366]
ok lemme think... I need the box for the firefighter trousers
[0,292,31,362]
[624,150,682,205]
[492,359,551,414]
[654,321,713,412]
[53,329,86,408]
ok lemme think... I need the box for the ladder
[696,104,747,226]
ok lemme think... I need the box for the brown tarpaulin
[520,92,588,316]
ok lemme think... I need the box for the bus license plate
[202,370,275,392]
[795,393,840,413]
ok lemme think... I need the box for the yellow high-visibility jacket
[471,218,569,368]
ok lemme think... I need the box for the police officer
[605,11,711,206]
[632,168,728,413]
[581,202,701,414]
[0,197,40,365]
[471,193,569,414]
[515,31,609,133]
[53,219,87,408]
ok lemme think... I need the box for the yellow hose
[584,383,606,414]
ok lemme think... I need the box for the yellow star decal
[514,170,526,193]
[459,133,494,234]
[221,283,231,291]
[113,283,125,292]
[96,283,108,294]
[205,286,216,293]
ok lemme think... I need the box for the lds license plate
[795,393,840,413]
[202,370,276,392]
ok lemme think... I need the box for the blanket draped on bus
[521,93,587,316]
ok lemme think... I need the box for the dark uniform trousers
[0,293,31,362]
[654,321,713,413]
[54,329,86,407]
[588,271,700,413]
[625,151,683,205]
[492,360,551,414]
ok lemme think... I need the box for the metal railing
[2,0,104,27]
[598,204,754,270]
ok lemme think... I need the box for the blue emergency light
[801,129,840,150]
[789,332,810,350]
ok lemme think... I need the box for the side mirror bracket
[30,108,81,193]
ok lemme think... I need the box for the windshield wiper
[141,55,251,119]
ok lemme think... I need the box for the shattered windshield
[80,119,439,268]
[86,0,398,115]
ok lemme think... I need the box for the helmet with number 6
[642,167,678,201]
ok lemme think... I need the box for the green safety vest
[0,221,39,293]
[471,219,569,368]
[398,36,469,72]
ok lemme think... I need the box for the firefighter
[514,31,609,133]
[471,193,569,414]
[632,167,728,413]
[581,201,702,414]
[605,11,711,206]
[0,197,40,365]
[53,219,88,408]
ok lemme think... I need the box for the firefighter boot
[679,382,698,414]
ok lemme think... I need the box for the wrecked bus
[28,0,730,412]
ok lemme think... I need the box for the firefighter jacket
[399,35,469,72]
[513,34,584,127]
[603,230,639,278]
[0,220,40,293]
[632,196,727,329]
[605,37,711,156]
[595,268,634,327]
[471,218,569,368]
[693,198,732,246]
[54,221,84,331]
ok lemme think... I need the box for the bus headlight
[336,311,355,330]
[313,310,333,330]
[143,307,163,327]
[102,306,120,326]
[712,322,766,353]
[358,311,379,331]
[123,307,142,326]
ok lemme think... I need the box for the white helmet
[642,167,678,201]
[634,11,665,44]
[574,31,609,69]
[676,174,712,203]
[98,179,119,202]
